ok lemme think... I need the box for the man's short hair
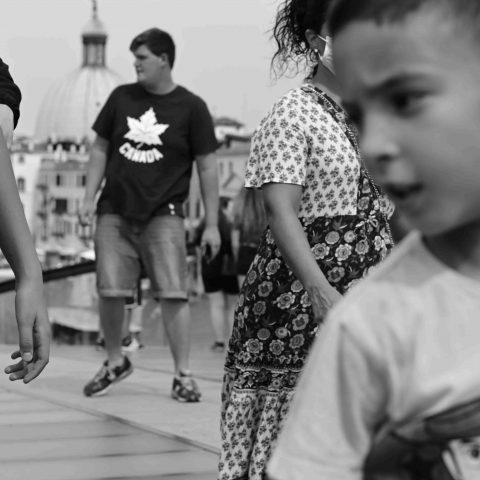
[130,28,176,68]
[328,0,480,41]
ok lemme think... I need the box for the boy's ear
[157,52,169,67]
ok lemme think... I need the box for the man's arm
[78,135,109,225]
[195,152,220,258]
[0,130,50,382]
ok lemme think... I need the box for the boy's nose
[359,116,398,175]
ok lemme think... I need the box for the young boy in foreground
[268,0,480,478]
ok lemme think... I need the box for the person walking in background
[197,197,238,353]
[231,187,267,287]
[0,58,50,382]
[79,27,220,402]
[269,1,480,478]
[218,0,394,478]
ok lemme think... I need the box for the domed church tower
[35,0,122,144]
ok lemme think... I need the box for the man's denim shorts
[94,214,188,300]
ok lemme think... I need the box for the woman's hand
[263,183,344,324]
[307,284,342,324]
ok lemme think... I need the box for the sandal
[171,371,201,402]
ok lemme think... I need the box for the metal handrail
[0,260,96,294]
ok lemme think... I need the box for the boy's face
[133,45,166,87]
[333,11,480,237]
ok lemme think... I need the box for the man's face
[132,45,166,87]
[333,10,480,238]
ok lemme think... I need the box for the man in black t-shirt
[79,28,220,402]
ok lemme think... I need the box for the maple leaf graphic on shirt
[124,108,169,147]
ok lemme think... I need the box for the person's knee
[159,297,190,322]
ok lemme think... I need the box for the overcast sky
[0,0,301,136]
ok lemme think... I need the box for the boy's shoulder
[329,232,444,331]
[328,230,480,358]
[349,231,430,286]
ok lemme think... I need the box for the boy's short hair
[329,0,480,38]
[130,28,176,68]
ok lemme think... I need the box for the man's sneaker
[171,371,201,402]
[122,335,144,353]
[83,356,133,397]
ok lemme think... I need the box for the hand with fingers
[4,277,50,383]
[307,284,343,325]
[201,224,221,260]
[0,64,49,383]
[78,198,95,226]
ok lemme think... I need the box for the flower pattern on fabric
[244,87,360,218]
[218,86,393,480]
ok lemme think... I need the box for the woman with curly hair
[218,0,394,479]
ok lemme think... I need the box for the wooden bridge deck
[0,341,224,480]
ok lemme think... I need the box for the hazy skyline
[1,0,301,137]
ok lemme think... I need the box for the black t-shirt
[93,83,218,222]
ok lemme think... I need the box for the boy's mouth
[384,183,423,203]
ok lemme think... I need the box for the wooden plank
[0,409,93,425]
[0,420,139,442]
[0,399,61,414]
[0,433,195,461]
[0,451,216,480]
[108,474,215,480]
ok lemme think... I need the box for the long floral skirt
[218,212,391,480]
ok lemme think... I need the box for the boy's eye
[390,91,426,113]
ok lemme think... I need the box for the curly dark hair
[270,0,331,78]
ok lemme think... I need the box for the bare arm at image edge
[0,130,50,382]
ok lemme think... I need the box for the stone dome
[34,1,123,143]
[82,14,107,37]
[35,66,122,143]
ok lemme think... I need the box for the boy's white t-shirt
[268,231,480,480]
